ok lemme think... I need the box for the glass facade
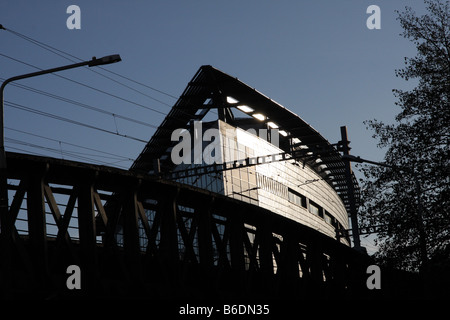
[172,120,350,245]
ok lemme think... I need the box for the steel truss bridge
[0,152,417,299]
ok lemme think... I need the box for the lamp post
[0,54,121,234]
[341,154,428,269]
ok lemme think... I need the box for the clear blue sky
[1,1,426,172]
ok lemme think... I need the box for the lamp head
[89,54,121,67]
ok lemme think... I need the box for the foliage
[360,0,450,272]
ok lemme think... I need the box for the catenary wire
[1,25,218,120]
[0,52,167,117]
[5,126,134,163]
[1,25,223,166]
[5,137,129,166]
[1,77,159,130]
[0,52,204,130]
[2,25,180,100]
[5,100,148,143]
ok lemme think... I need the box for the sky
[0,1,430,251]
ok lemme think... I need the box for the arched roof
[130,65,360,214]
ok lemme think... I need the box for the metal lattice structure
[0,152,371,298]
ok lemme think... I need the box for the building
[130,65,359,249]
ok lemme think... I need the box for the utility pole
[339,126,362,250]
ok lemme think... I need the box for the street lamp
[341,153,428,269]
[0,54,121,233]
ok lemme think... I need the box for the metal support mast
[339,126,361,250]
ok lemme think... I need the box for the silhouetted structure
[0,66,424,299]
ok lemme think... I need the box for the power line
[6,137,114,164]
[98,67,179,100]
[6,141,133,168]
[1,26,218,121]
[0,52,168,117]
[0,52,203,130]
[0,26,224,166]
[5,100,148,143]
[2,25,180,100]
[1,77,159,130]
[5,126,134,163]
[0,52,196,140]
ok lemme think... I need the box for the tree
[360,0,450,273]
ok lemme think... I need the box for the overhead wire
[1,25,218,121]
[0,77,159,130]
[0,52,168,117]
[0,25,222,168]
[0,49,156,167]
[0,52,180,146]
[5,126,134,163]
[0,50,219,168]
[3,25,179,100]
[0,26,183,113]
[0,52,200,133]
[5,137,126,166]
[0,53,173,169]
[5,100,148,143]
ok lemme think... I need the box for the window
[309,202,320,216]
[308,201,323,218]
[324,211,332,224]
[288,188,307,208]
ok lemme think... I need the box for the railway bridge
[0,152,379,299]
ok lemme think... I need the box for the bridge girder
[0,152,371,299]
